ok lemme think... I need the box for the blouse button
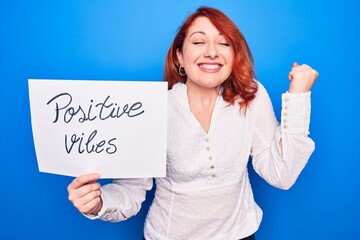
[206,147,210,151]
[210,165,215,169]
[209,156,213,160]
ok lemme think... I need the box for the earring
[178,66,186,76]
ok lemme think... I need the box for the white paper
[28,79,167,178]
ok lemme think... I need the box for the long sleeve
[87,178,153,222]
[250,83,315,190]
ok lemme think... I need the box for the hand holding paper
[67,173,103,215]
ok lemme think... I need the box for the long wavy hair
[164,6,258,109]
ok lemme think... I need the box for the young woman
[67,7,318,240]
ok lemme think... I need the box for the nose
[204,43,218,59]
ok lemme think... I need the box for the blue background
[1,0,359,239]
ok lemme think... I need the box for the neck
[186,80,220,107]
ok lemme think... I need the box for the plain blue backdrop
[1,0,359,239]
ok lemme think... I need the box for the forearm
[252,91,314,190]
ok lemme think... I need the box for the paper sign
[28,79,167,178]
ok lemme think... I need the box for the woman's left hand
[288,62,318,93]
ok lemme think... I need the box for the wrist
[288,86,309,93]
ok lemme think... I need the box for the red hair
[164,6,258,109]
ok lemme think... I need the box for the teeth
[200,64,220,69]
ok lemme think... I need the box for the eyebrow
[189,31,206,37]
[189,31,223,38]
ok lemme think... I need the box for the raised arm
[250,63,318,190]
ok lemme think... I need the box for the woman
[67,7,318,240]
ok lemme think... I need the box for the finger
[292,62,299,68]
[68,182,101,202]
[301,63,310,68]
[85,196,103,214]
[68,173,101,191]
[288,71,294,81]
[73,189,102,211]
[76,194,102,214]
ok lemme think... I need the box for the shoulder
[168,82,185,96]
[168,82,188,111]
[246,80,274,115]
[244,80,269,106]
[254,80,268,97]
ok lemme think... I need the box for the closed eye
[193,41,205,45]
[219,43,230,47]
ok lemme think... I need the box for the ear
[176,49,183,66]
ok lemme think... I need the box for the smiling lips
[198,63,223,72]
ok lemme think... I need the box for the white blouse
[91,82,315,240]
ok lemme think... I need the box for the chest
[166,103,252,183]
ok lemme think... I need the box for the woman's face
[177,17,234,89]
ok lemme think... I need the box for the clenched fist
[288,62,318,93]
